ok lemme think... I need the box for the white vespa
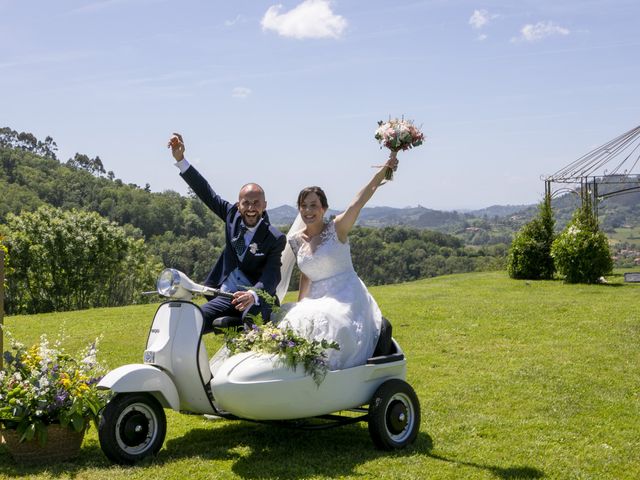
[97,268,421,465]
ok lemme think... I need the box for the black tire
[368,379,420,450]
[98,393,167,465]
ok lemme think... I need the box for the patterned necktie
[232,224,248,256]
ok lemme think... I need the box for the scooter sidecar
[212,343,406,420]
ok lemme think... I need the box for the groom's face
[238,185,267,227]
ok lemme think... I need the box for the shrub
[551,201,613,283]
[4,205,162,314]
[507,195,555,280]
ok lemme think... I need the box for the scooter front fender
[98,364,180,411]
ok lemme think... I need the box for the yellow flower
[59,372,71,388]
[25,345,42,370]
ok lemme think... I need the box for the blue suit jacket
[180,165,286,297]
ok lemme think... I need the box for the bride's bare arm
[334,153,398,243]
[298,272,311,301]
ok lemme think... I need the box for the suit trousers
[200,296,273,330]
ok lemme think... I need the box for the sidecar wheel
[99,393,166,465]
[368,379,420,450]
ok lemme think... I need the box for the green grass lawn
[1,271,639,479]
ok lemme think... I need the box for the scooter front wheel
[99,392,167,465]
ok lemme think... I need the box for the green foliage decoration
[507,194,556,280]
[551,198,613,283]
[4,205,162,314]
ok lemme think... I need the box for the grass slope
[1,271,638,479]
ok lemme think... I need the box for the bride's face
[299,192,327,227]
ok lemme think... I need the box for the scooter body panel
[97,364,180,410]
[145,301,215,414]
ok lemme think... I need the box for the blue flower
[3,351,13,365]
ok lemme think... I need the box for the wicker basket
[1,424,86,464]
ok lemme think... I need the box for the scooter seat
[206,316,244,335]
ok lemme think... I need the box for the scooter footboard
[98,364,180,410]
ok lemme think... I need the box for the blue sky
[2,0,639,210]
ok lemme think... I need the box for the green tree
[507,194,556,280]
[0,127,58,160]
[4,206,162,314]
[551,198,613,284]
[66,153,106,176]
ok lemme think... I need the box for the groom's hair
[239,183,265,198]
[297,186,328,209]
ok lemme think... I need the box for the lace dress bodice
[278,220,382,370]
[291,221,353,280]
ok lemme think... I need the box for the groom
[168,133,286,328]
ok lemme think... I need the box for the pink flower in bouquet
[374,118,425,180]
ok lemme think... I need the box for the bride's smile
[298,191,328,235]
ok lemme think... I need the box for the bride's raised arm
[334,152,399,243]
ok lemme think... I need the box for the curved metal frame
[543,125,640,218]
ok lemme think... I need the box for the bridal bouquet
[374,117,425,180]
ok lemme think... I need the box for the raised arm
[168,133,186,162]
[168,133,232,220]
[334,152,398,243]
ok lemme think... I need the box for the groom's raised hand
[168,133,185,161]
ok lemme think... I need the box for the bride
[275,152,399,370]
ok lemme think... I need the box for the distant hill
[467,204,531,218]
[265,205,298,226]
[267,204,531,231]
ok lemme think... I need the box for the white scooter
[97,268,421,465]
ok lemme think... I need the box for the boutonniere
[249,243,259,254]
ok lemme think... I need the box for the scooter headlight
[157,268,181,297]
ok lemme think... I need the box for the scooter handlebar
[202,287,235,300]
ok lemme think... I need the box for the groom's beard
[242,212,261,227]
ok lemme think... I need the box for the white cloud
[513,21,570,43]
[469,9,491,29]
[476,33,488,42]
[225,14,245,27]
[231,87,252,99]
[261,0,347,39]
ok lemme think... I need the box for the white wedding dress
[275,220,382,370]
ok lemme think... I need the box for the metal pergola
[544,124,640,217]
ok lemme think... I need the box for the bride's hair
[297,186,328,209]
